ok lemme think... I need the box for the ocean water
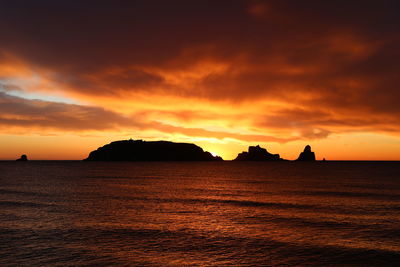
[0,161,399,266]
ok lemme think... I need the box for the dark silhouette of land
[296,145,316,161]
[16,154,28,161]
[234,145,284,161]
[83,140,320,162]
[84,139,223,161]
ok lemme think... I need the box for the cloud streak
[0,92,136,131]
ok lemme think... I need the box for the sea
[0,161,399,266]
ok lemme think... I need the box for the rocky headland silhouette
[85,139,223,161]
[234,145,284,161]
[296,145,316,161]
[16,154,28,161]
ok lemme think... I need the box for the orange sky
[0,0,400,160]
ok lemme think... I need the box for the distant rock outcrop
[296,145,316,161]
[234,145,283,161]
[16,154,28,161]
[84,139,223,161]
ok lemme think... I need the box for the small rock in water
[296,145,316,161]
[16,154,28,161]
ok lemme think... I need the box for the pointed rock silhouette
[296,145,316,161]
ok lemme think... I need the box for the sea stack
[296,145,316,161]
[234,145,283,161]
[16,154,28,161]
[84,139,223,161]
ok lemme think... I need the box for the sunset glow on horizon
[1,0,400,160]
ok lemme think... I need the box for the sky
[0,0,400,160]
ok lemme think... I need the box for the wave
[1,226,399,266]
[292,190,400,200]
[0,200,56,208]
[0,188,51,197]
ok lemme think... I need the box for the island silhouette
[85,139,222,161]
[84,139,318,162]
[16,154,28,161]
[234,145,284,161]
